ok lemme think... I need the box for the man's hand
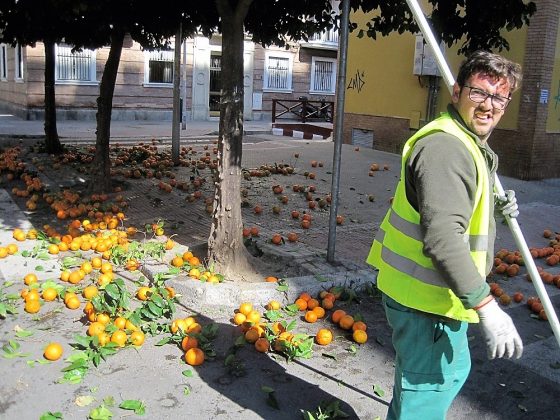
[495,189,519,218]
[477,298,523,359]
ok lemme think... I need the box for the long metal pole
[172,23,182,164]
[327,0,350,263]
[405,0,560,349]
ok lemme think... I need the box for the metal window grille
[266,57,289,90]
[209,54,222,112]
[15,44,23,79]
[310,28,339,44]
[312,60,334,92]
[56,45,93,81]
[0,45,7,79]
[147,50,174,84]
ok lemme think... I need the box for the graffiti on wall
[347,69,366,93]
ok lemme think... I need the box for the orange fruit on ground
[171,256,184,267]
[114,316,127,330]
[43,342,63,361]
[13,229,26,241]
[185,347,205,366]
[65,296,81,310]
[254,337,270,353]
[136,286,152,301]
[47,244,60,254]
[238,302,253,316]
[111,330,128,347]
[129,331,145,346]
[97,332,110,346]
[307,298,320,310]
[83,301,94,314]
[57,242,69,252]
[266,300,281,311]
[321,298,334,310]
[187,322,202,334]
[181,336,199,351]
[188,268,201,279]
[233,312,247,326]
[339,314,355,330]
[187,256,201,266]
[81,261,93,274]
[294,298,308,311]
[331,309,346,324]
[95,313,111,325]
[42,288,58,302]
[271,321,286,335]
[315,329,333,345]
[0,247,8,258]
[6,244,18,254]
[125,319,138,332]
[91,257,103,269]
[312,306,326,319]
[87,321,106,337]
[63,292,78,304]
[245,310,261,324]
[298,292,312,302]
[182,251,193,260]
[164,286,176,298]
[304,311,318,323]
[171,318,188,334]
[353,329,368,344]
[60,271,71,282]
[68,270,82,284]
[244,328,261,344]
[23,273,38,286]
[97,273,112,286]
[165,239,175,250]
[82,285,99,300]
[100,262,113,274]
[184,316,197,328]
[352,321,367,332]
[24,289,40,302]
[265,276,278,282]
[24,300,41,314]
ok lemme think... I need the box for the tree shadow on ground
[180,309,363,419]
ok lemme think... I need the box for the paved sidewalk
[1,115,560,419]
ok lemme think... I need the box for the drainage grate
[351,128,374,148]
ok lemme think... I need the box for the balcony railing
[272,98,334,123]
[309,28,339,45]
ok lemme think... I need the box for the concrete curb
[271,127,327,140]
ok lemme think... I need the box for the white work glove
[477,298,523,359]
[494,189,519,218]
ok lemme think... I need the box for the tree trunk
[208,0,255,281]
[90,28,125,194]
[43,40,63,154]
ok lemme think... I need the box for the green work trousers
[382,294,471,420]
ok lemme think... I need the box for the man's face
[452,72,512,141]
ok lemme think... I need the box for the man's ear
[451,83,461,104]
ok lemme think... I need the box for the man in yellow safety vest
[367,50,523,419]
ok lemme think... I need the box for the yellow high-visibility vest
[366,113,490,322]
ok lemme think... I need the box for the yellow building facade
[343,0,560,179]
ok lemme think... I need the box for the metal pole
[182,31,187,130]
[327,0,350,263]
[172,23,181,164]
[405,0,560,349]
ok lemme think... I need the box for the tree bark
[43,40,63,154]
[90,28,125,194]
[208,0,255,281]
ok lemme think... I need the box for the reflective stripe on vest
[366,113,490,323]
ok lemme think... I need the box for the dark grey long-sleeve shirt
[404,105,495,309]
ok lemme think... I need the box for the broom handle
[405,0,560,349]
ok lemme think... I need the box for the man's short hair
[457,50,522,92]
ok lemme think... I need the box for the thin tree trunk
[208,0,255,280]
[43,40,62,154]
[91,28,125,194]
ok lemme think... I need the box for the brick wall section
[507,0,560,179]
[342,113,412,154]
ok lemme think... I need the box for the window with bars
[310,57,336,94]
[55,44,96,83]
[145,49,174,85]
[14,44,23,80]
[264,53,292,91]
[0,44,7,80]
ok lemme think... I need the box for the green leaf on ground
[88,404,113,420]
[373,384,385,398]
[119,399,146,415]
[39,412,63,420]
